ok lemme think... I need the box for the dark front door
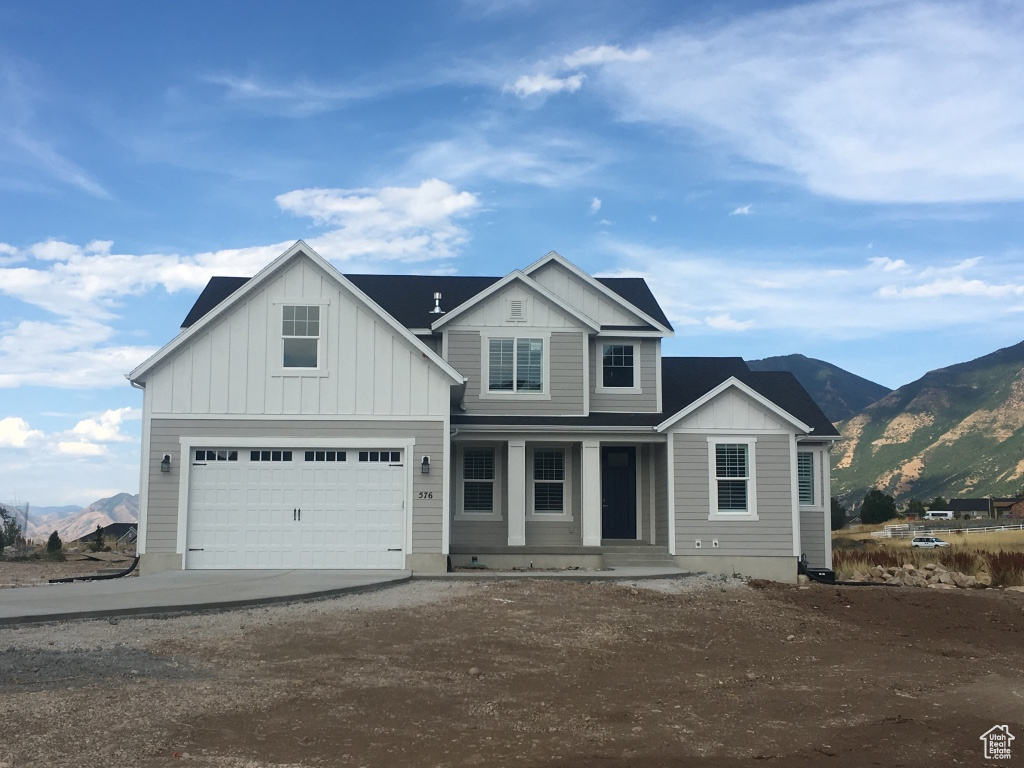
[601,446,637,540]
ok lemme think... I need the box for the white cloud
[583,1,1024,203]
[869,256,909,272]
[706,313,754,331]
[406,133,605,188]
[0,417,43,448]
[589,197,602,214]
[563,45,651,68]
[0,319,156,389]
[57,441,107,457]
[70,407,140,443]
[879,277,1024,299]
[601,239,1024,341]
[729,205,752,216]
[277,179,480,263]
[509,73,584,98]
[204,74,387,117]
[0,180,480,388]
[0,64,109,198]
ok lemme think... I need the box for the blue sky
[2,0,1024,506]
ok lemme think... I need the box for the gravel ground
[1,572,1022,768]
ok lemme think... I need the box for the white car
[911,536,951,548]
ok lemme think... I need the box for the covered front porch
[448,434,671,564]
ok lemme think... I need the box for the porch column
[507,439,526,546]
[581,438,602,546]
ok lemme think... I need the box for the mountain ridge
[832,339,1024,506]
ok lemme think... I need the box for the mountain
[23,493,139,543]
[833,340,1024,506]
[747,354,891,422]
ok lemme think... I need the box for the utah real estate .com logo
[980,725,1014,761]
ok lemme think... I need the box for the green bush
[46,531,64,561]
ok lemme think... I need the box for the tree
[927,496,949,511]
[830,497,847,531]
[46,530,64,560]
[0,505,23,555]
[905,499,927,519]
[861,489,897,525]
[90,524,104,552]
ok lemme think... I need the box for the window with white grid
[532,450,565,514]
[282,305,320,368]
[707,437,757,520]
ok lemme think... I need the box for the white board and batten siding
[668,389,798,558]
[529,261,647,327]
[145,256,452,419]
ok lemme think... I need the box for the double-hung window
[462,447,497,516]
[488,337,544,393]
[282,305,320,368]
[797,451,815,506]
[532,449,566,516]
[602,344,634,388]
[708,438,757,520]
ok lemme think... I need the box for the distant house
[71,522,138,547]
[128,242,840,582]
[949,498,992,519]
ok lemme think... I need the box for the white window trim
[272,299,330,378]
[479,331,551,400]
[455,443,503,521]
[707,437,758,521]
[797,448,825,510]
[527,444,573,520]
[595,339,642,395]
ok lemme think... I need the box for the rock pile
[847,562,991,589]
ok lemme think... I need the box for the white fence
[872,522,1024,539]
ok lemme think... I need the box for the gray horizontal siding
[673,433,795,557]
[145,418,445,556]
[448,330,585,415]
[590,338,659,413]
[800,509,827,568]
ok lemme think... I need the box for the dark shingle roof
[181,276,250,328]
[452,357,839,436]
[180,272,672,332]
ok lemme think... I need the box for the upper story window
[798,451,815,505]
[602,344,634,388]
[282,305,319,368]
[488,337,543,393]
[707,437,758,520]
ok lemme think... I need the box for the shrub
[985,551,1024,587]
[46,531,64,561]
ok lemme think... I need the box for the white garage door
[186,448,406,569]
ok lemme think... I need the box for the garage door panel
[187,447,406,569]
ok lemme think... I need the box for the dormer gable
[524,251,673,336]
[430,271,600,332]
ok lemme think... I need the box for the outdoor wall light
[161,454,172,473]
[421,455,430,474]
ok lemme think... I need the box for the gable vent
[508,299,525,321]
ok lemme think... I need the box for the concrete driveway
[0,569,411,625]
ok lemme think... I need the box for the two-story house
[128,241,839,582]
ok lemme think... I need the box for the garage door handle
[293,508,297,521]
[388,548,402,551]
[188,548,204,551]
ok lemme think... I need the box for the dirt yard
[1,574,1023,768]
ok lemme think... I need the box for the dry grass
[832,545,1024,586]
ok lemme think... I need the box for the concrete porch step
[602,548,675,569]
